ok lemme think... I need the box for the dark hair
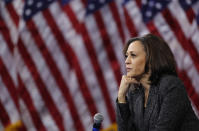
[123,34,177,85]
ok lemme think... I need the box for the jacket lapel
[129,86,145,131]
[144,85,158,128]
[129,85,158,131]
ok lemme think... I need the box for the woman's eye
[131,53,136,57]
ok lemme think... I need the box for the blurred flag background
[0,0,199,131]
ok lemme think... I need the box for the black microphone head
[94,113,104,124]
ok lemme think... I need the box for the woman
[116,34,199,131]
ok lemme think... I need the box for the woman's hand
[118,75,138,103]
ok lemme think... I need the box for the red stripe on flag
[0,57,19,109]
[94,11,121,85]
[5,3,19,27]
[0,15,14,53]
[62,5,116,123]
[123,7,138,37]
[162,8,199,73]
[146,21,162,37]
[109,2,125,43]
[179,70,199,111]
[135,0,141,8]
[185,8,196,24]
[26,18,86,131]
[0,100,10,127]
[17,75,47,131]
[17,38,65,131]
[61,4,79,32]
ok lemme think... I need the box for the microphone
[92,113,104,131]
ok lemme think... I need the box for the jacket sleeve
[152,76,190,131]
[116,98,136,131]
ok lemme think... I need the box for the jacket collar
[129,84,158,130]
[144,85,158,128]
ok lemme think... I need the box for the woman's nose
[125,56,130,64]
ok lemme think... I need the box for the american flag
[0,0,199,131]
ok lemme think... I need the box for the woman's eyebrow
[127,51,135,53]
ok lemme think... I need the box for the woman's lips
[126,68,132,72]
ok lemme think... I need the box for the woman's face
[125,41,146,78]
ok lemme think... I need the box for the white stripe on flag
[0,77,20,124]
[191,26,199,52]
[0,3,19,44]
[124,1,149,36]
[69,0,85,22]
[0,34,17,85]
[12,0,24,17]
[115,0,130,40]
[19,99,37,131]
[16,51,59,131]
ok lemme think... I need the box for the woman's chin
[127,72,135,77]
[127,72,142,80]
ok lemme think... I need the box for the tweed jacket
[116,75,199,131]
